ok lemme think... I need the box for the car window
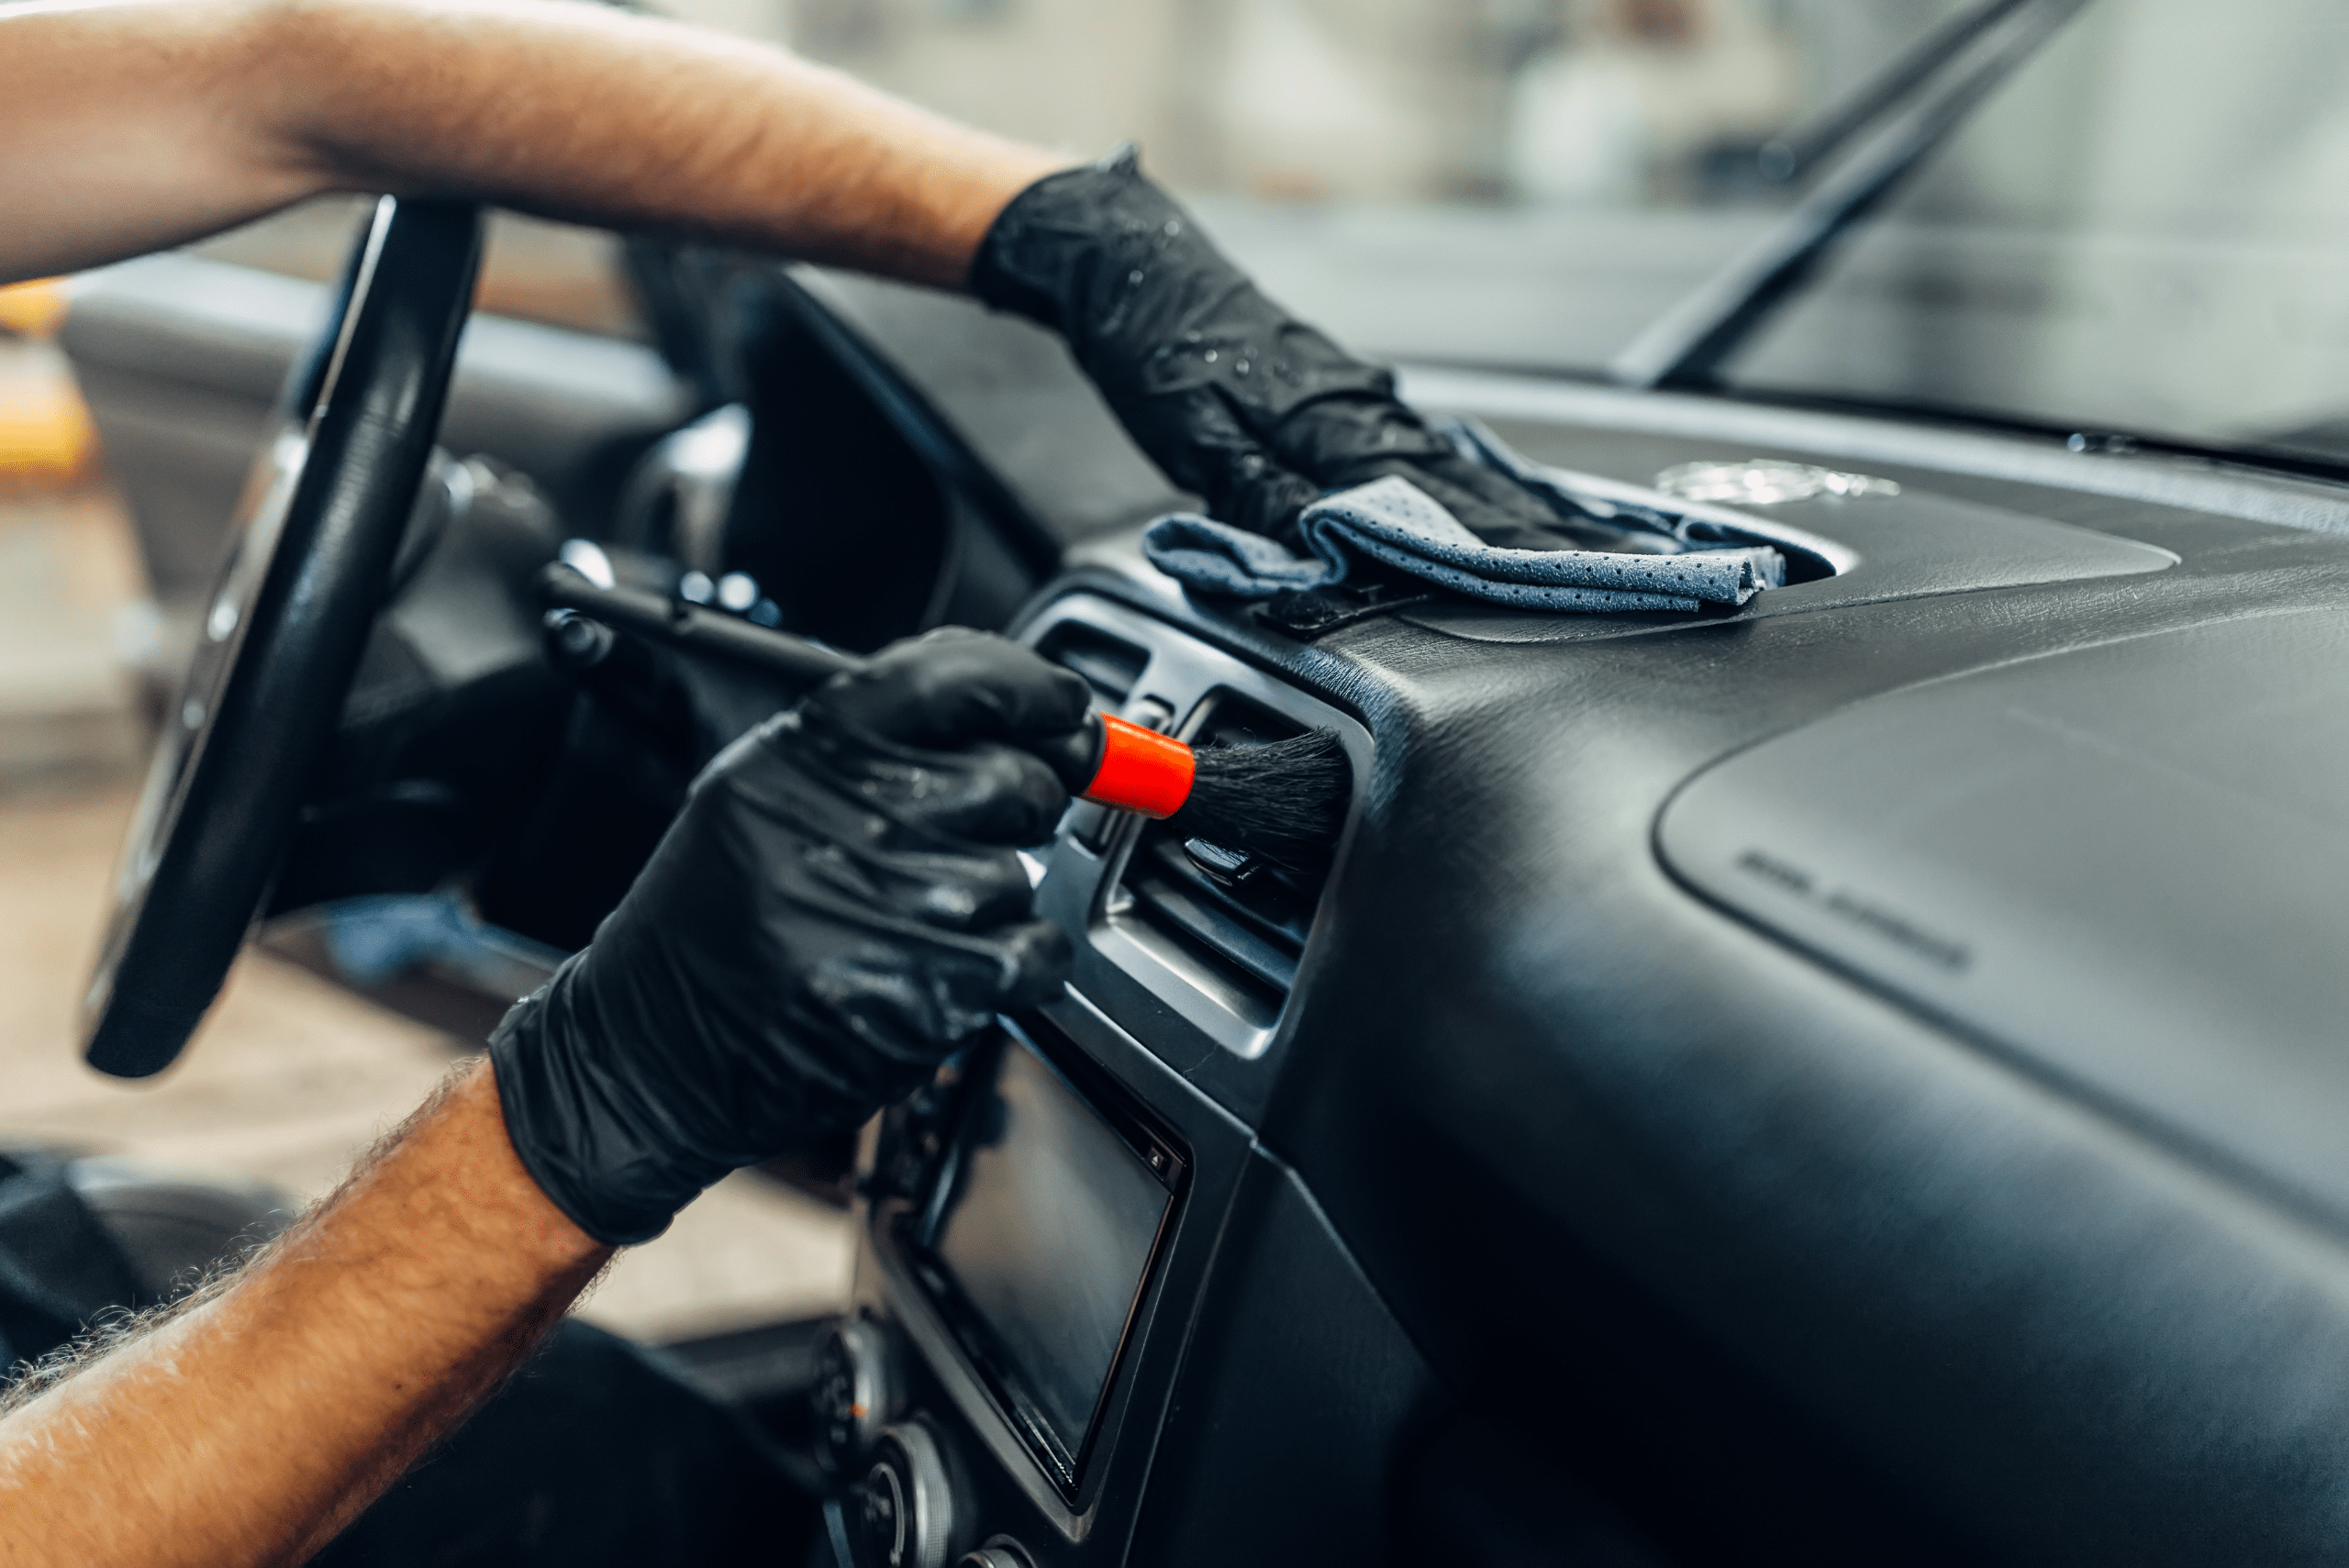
[778,0,1976,368]
[1725,0,2349,466]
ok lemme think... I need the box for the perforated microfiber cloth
[1142,420,1794,614]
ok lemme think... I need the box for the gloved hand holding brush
[969,147,1619,554]
[541,566,1353,875]
[489,628,1089,1245]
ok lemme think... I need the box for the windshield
[778,0,1977,368]
[1725,0,2349,467]
[779,0,2349,465]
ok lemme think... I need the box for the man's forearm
[0,1060,611,1568]
[0,0,1063,286]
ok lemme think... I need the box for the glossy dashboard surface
[1053,476,2349,1563]
[812,271,2349,1562]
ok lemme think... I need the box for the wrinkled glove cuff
[967,145,1144,336]
[487,964,729,1248]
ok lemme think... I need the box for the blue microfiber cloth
[1142,420,1794,614]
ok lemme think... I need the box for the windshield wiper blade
[1754,0,2037,185]
[1610,0,2092,392]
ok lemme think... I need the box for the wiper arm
[1610,0,2092,392]
[1754,0,2037,185]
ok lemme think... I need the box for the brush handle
[540,564,1195,815]
[1088,715,1194,817]
[542,563,856,686]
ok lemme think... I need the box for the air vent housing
[1117,694,1333,1006]
[1036,621,1148,705]
[1022,593,1370,1066]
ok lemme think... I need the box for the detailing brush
[540,565,1351,871]
[1166,729,1350,875]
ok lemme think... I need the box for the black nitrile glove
[971,148,1625,553]
[489,628,1094,1245]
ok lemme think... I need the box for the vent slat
[1111,692,1339,1003]
[1038,623,1148,703]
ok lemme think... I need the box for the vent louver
[1024,592,1368,1062]
[1115,694,1338,1010]
[1037,622,1147,705]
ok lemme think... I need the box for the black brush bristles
[1169,729,1352,874]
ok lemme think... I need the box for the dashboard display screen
[918,1032,1182,1484]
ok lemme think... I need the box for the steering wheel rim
[83,197,484,1078]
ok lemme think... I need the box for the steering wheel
[83,197,484,1078]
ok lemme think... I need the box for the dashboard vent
[1037,622,1148,704]
[1116,693,1340,1008]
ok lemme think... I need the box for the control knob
[960,1541,1037,1568]
[813,1316,897,1475]
[856,1421,956,1568]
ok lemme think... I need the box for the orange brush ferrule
[1081,713,1196,818]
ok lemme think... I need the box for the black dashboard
[794,268,2349,1566]
[61,242,2349,1566]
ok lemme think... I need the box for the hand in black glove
[970,147,1620,553]
[489,628,1094,1245]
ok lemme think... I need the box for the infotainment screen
[913,1029,1184,1487]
